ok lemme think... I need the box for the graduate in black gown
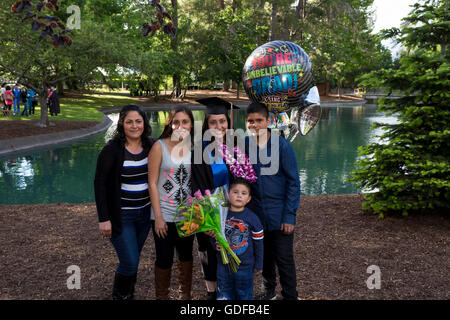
[47,86,60,116]
[191,97,240,300]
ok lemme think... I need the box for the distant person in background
[12,84,21,115]
[94,105,154,300]
[30,97,38,115]
[1,83,6,104]
[31,91,37,115]
[1,83,6,116]
[20,87,27,107]
[47,86,60,116]
[23,88,37,117]
[138,80,144,96]
[3,86,13,116]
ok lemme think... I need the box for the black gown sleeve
[191,157,215,195]
[191,142,215,195]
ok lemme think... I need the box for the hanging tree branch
[141,0,177,38]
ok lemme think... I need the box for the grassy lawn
[1,90,138,122]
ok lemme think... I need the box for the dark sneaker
[254,290,277,300]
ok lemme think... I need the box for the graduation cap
[195,97,240,115]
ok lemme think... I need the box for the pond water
[0,104,394,204]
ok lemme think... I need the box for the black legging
[152,221,194,269]
[196,232,218,282]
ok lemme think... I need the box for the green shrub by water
[350,0,450,217]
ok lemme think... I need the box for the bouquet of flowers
[175,189,241,273]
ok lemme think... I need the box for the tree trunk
[232,0,240,13]
[55,64,65,96]
[256,0,265,46]
[270,1,279,41]
[219,0,225,10]
[39,84,49,127]
[57,81,64,96]
[296,0,307,42]
[171,0,181,98]
[223,80,229,92]
[337,81,342,99]
[173,73,181,98]
[441,33,447,58]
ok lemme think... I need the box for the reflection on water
[1,157,35,190]
[0,105,396,204]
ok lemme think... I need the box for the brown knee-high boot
[177,260,193,300]
[154,265,171,300]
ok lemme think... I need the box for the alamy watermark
[66,5,81,30]
[175,126,280,176]
[366,265,381,290]
[66,265,81,289]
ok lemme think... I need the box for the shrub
[349,0,450,217]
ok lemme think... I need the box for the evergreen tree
[350,0,450,217]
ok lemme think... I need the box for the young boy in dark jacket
[216,178,264,300]
[244,102,300,300]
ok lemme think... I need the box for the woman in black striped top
[94,105,154,300]
[120,147,151,210]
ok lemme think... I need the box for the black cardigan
[94,137,154,237]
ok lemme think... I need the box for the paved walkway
[0,115,112,157]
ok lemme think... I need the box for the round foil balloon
[243,41,313,113]
[298,104,321,136]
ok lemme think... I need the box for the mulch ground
[0,194,448,300]
[3,90,441,301]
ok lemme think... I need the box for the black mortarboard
[195,97,240,115]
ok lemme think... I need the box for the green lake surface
[0,104,394,204]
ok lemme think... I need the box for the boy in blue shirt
[216,178,264,300]
[12,84,21,115]
[245,102,300,300]
[24,89,36,117]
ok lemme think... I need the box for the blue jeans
[217,264,254,300]
[110,206,151,276]
[13,98,20,114]
[21,102,30,116]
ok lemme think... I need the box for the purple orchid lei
[217,142,257,183]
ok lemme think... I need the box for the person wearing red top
[3,86,13,116]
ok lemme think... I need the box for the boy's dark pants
[262,230,298,300]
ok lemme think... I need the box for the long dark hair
[201,112,231,136]
[159,105,195,145]
[113,104,152,148]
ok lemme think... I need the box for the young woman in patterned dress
[148,106,195,300]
